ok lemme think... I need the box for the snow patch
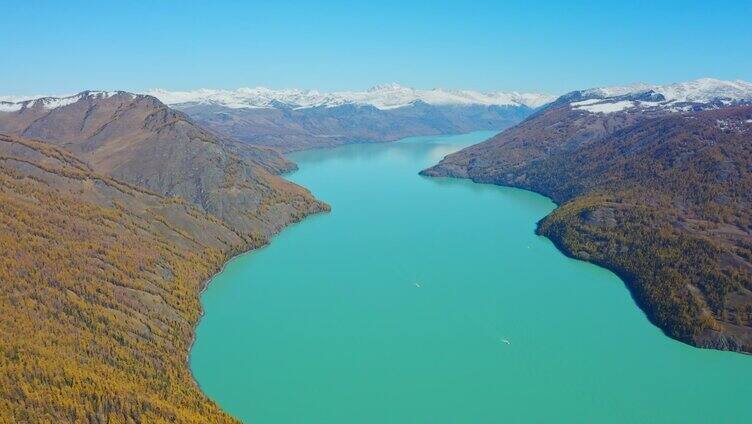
[39,95,83,109]
[570,99,602,107]
[0,102,23,112]
[574,100,635,114]
[637,101,662,108]
[85,91,119,99]
[657,78,752,103]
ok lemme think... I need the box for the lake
[192,131,752,423]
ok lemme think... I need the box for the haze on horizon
[2,0,751,96]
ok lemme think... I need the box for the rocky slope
[423,78,752,353]
[147,84,555,151]
[0,91,325,237]
[0,94,328,421]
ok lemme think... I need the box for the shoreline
[423,172,751,355]
[186,205,331,404]
[181,131,751,422]
[184,131,488,415]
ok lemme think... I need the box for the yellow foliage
[0,169,238,423]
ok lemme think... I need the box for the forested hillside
[423,103,752,352]
[0,95,327,421]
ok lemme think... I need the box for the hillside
[0,133,248,421]
[147,84,555,151]
[0,91,324,236]
[0,94,328,421]
[423,80,752,352]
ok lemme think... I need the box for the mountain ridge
[0,90,327,236]
[144,84,555,110]
[547,78,752,115]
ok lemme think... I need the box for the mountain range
[142,84,555,151]
[1,85,555,152]
[423,78,752,352]
[145,83,554,110]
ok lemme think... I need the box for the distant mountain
[146,83,554,109]
[423,78,752,353]
[143,84,556,151]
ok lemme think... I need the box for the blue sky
[2,0,751,96]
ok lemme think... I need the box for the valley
[1,78,751,423]
[4,2,752,422]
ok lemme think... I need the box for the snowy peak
[348,84,555,109]
[0,91,140,113]
[146,87,342,110]
[567,78,752,114]
[145,84,556,110]
[654,78,752,103]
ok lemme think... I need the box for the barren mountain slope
[0,91,326,237]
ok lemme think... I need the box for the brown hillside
[423,104,752,352]
[0,92,322,237]
[0,94,328,421]
[0,133,246,422]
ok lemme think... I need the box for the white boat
[415,282,421,288]
[501,338,511,345]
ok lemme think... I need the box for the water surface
[193,131,752,423]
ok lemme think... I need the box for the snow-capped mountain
[565,78,752,114]
[141,84,555,151]
[0,91,136,113]
[145,84,555,110]
[0,86,552,151]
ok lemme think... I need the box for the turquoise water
[192,131,752,423]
